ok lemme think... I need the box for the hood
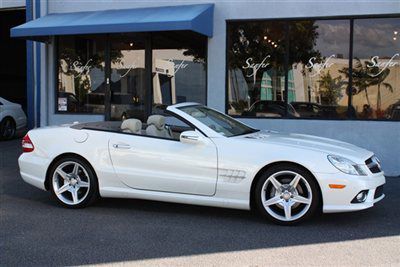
[237,130,373,163]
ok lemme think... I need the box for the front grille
[365,156,382,174]
[374,185,384,199]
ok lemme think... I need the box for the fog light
[351,190,368,203]
[356,192,367,202]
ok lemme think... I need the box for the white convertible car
[19,103,385,225]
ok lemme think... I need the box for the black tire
[0,117,16,141]
[49,156,99,208]
[254,164,320,225]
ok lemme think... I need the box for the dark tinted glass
[57,36,105,113]
[152,31,207,114]
[289,20,350,119]
[352,18,400,120]
[227,21,287,118]
[109,33,146,121]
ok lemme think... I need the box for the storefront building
[10,1,400,175]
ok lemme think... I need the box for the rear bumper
[316,171,386,213]
[18,153,49,191]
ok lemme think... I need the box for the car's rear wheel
[49,157,98,208]
[254,164,320,225]
[0,117,16,140]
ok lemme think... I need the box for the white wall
[41,0,400,175]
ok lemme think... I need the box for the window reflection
[227,21,287,117]
[227,17,399,120]
[289,20,350,119]
[110,33,146,121]
[57,36,105,113]
[152,31,207,114]
[352,18,400,120]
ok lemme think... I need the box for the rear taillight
[22,134,34,153]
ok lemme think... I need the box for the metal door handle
[113,143,131,149]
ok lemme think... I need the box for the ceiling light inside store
[394,31,398,35]
[263,36,267,40]
[129,42,134,47]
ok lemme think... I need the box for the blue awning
[11,4,214,40]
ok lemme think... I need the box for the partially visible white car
[0,97,27,140]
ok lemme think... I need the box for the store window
[352,18,400,120]
[152,31,207,114]
[227,16,399,121]
[57,36,105,113]
[227,21,288,118]
[56,32,207,119]
[289,20,350,119]
[109,33,146,121]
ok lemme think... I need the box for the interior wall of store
[41,0,399,175]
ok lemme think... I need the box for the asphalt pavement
[1,138,399,266]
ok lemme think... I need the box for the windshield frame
[177,104,259,137]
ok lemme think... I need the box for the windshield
[178,105,258,137]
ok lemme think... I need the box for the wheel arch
[249,161,323,210]
[44,152,98,191]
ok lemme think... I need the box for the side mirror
[180,131,204,145]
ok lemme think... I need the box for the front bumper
[316,171,386,213]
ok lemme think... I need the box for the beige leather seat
[146,115,171,138]
[121,119,142,134]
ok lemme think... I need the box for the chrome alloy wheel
[261,170,312,222]
[52,161,90,205]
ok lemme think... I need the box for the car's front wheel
[254,164,320,225]
[49,157,99,208]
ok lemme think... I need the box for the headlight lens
[327,155,367,176]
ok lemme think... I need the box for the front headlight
[327,155,367,176]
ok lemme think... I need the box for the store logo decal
[306,54,335,77]
[72,59,93,78]
[367,53,399,77]
[168,59,189,74]
[242,55,270,77]
[120,63,136,78]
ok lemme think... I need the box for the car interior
[72,114,194,141]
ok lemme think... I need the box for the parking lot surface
[1,139,399,266]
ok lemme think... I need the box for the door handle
[112,143,131,149]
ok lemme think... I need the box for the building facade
[9,0,400,175]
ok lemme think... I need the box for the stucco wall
[40,0,399,175]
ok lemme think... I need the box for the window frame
[225,13,400,121]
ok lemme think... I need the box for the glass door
[108,33,147,122]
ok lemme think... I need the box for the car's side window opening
[119,112,194,141]
[73,113,195,141]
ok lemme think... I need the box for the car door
[108,130,218,196]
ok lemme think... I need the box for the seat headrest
[147,115,165,130]
[121,119,142,134]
